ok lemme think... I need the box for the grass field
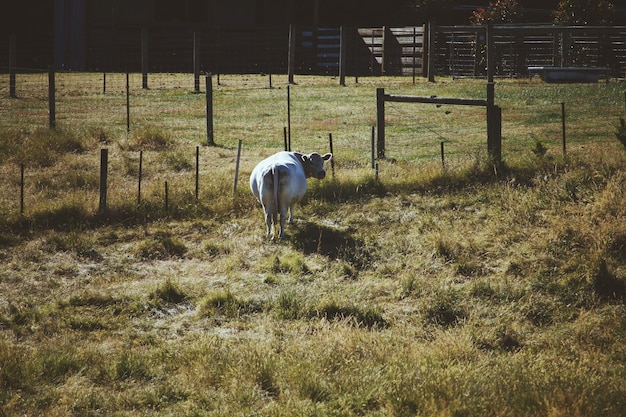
[1,74,625,416]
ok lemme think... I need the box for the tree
[553,0,615,25]
[470,0,524,25]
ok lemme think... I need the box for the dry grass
[0,74,625,416]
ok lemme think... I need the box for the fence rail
[435,24,626,78]
[3,24,626,79]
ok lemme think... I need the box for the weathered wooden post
[427,22,436,82]
[193,31,201,93]
[99,149,109,214]
[141,27,149,89]
[412,26,417,84]
[381,26,387,75]
[339,26,348,86]
[206,74,215,145]
[487,105,502,164]
[48,66,56,129]
[288,24,296,84]
[376,87,385,159]
[486,24,495,85]
[485,23,501,165]
[9,35,16,98]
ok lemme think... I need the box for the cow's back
[250,152,306,201]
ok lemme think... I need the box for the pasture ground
[0,74,625,416]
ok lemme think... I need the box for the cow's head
[300,152,333,179]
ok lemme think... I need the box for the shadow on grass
[289,221,374,270]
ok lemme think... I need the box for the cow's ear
[299,154,310,163]
[322,153,332,161]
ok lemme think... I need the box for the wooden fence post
[99,149,108,214]
[412,26,417,84]
[141,27,149,89]
[427,22,436,82]
[206,74,215,145]
[48,66,56,129]
[339,26,347,86]
[9,35,16,98]
[487,105,502,165]
[288,24,296,84]
[376,88,385,159]
[381,26,387,75]
[486,23,494,83]
[193,31,200,93]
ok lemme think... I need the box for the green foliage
[554,0,616,25]
[470,0,524,24]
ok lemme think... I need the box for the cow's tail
[272,166,279,214]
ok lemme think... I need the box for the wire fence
[2,71,626,222]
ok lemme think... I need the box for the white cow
[250,151,332,239]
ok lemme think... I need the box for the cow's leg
[264,208,273,239]
[279,205,289,238]
[288,204,296,224]
[272,210,279,239]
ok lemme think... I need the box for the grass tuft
[125,127,175,151]
[314,300,388,329]
[150,279,188,305]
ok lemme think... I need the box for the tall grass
[1,75,625,416]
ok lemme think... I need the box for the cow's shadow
[289,221,373,269]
